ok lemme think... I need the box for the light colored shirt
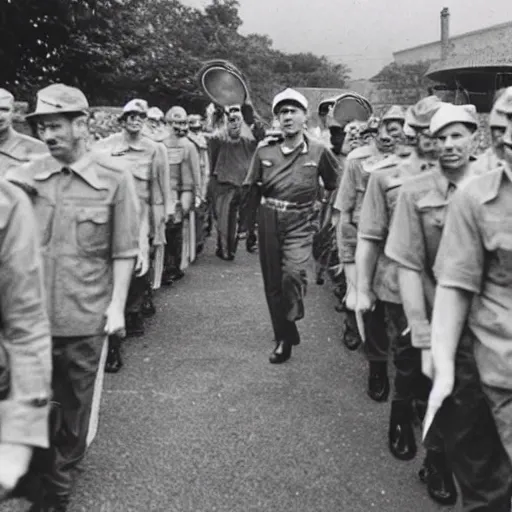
[0,128,47,177]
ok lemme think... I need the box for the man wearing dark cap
[6,83,140,511]
[243,88,338,364]
[0,88,47,176]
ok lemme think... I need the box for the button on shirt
[357,152,434,303]
[434,163,512,389]
[6,153,140,337]
[0,128,47,177]
[243,137,339,203]
[0,180,52,448]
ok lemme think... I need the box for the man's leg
[125,273,146,337]
[163,220,184,282]
[363,301,390,402]
[215,182,237,259]
[226,186,242,258]
[39,335,105,509]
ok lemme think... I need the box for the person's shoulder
[459,166,504,205]
[93,132,121,148]
[90,151,129,182]
[14,130,47,150]
[347,144,376,162]
[399,168,441,201]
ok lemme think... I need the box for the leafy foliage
[371,61,435,93]
[0,0,350,118]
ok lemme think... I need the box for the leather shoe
[367,362,389,402]
[29,494,69,512]
[269,341,292,364]
[246,233,257,253]
[419,452,457,506]
[343,314,362,351]
[389,400,417,461]
[141,298,156,317]
[105,346,123,373]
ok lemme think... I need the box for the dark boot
[126,312,144,337]
[388,400,417,461]
[343,312,362,351]
[29,493,69,512]
[419,451,457,506]
[141,296,156,317]
[246,232,257,253]
[269,340,292,364]
[367,361,389,402]
[105,335,123,374]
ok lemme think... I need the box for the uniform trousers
[258,204,314,345]
[431,329,512,511]
[125,273,150,315]
[164,220,183,277]
[195,201,208,251]
[35,335,105,501]
[215,181,242,257]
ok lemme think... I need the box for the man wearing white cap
[243,88,338,364]
[162,106,198,279]
[333,106,404,387]
[95,99,171,359]
[144,107,167,142]
[426,94,512,510]
[6,83,140,511]
[0,88,47,177]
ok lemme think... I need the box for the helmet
[165,106,188,123]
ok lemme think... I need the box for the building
[394,9,512,112]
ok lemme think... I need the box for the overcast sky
[183,0,512,79]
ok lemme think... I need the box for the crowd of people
[1,76,512,512]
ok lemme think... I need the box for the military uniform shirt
[7,153,140,337]
[434,163,512,389]
[0,180,52,448]
[0,128,47,177]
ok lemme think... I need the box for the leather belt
[261,196,313,212]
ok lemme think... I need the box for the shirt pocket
[76,207,111,255]
[417,191,448,230]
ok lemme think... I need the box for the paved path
[3,238,454,512]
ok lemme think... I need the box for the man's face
[436,122,476,171]
[227,116,242,139]
[500,115,512,164]
[416,129,438,158]
[147,118,161,131]
[362,132,375,145]
[37,114,83,160]
[278,104,307,137]
[490,126,506,157]
[0,99,14,133]
[376,121,403,153]
[172,119,188,137]
[329,127,345,155]
[123,112,146,135]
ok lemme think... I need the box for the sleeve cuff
[436,277,481,295]
[384,248,422,272]
[0,400,50,448]
[112,249,139,259]
[411,320,431,349]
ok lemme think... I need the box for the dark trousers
[164,220,183,276]
[258,204,314,345]
[432,329,512,511]
[239,185,259,237]
[195,202,208,250]
[215,181,242,257]
[36,335,105,500]
[363,300,390,363]
[125,273,149,315]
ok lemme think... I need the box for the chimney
[440,7,450,60]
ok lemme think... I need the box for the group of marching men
[315,88,512,511]
[0,83,265,511]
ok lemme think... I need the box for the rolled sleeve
[434,189,484,293]
[358,173,388,241]
[385,188,425,272]
[112,172,140,259]
[0,186,52,448]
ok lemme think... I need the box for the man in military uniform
[6,83,139,512]
[333,107,404,362]
[145,107,167,143]
[0,88,47,176]
[243,88,338,364]
[427,92,512,511]
[385,103,510,509]
[187,114,210,255]
[162,107,197,281]
[0,181,52,502]
[356,97,443,465]
[95,99,170,363]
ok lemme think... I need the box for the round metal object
[198,60,249,107]
[332,93,373,126]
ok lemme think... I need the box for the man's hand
[356,288,377,314]
[0,443,33,494]
[104,302,126,337]
[135,250,149,277]
[421,349,434,378]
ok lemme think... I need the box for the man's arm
[318,148,340,192]
[154,143,172,220]
[336,159,359,264]
[180,145,195,214]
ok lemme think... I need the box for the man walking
[243,89,338,364]
[7,83,140,511]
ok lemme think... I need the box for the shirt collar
[33,153,106,190]
[112,132,147,153]
[280,139,308,155]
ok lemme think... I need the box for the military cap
[493,86,512,116]
[122,99,148,115]
[165,106,188,123]
[429,103,479,136]
[0,89,14,105]
[26,83,89,119]
[408,96,444,129]
[272,88,308,115]
[147,107,165,121]
[381,105,406,124]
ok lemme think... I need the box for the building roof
[393,20,512,58]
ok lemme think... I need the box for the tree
[371,61,435,94]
